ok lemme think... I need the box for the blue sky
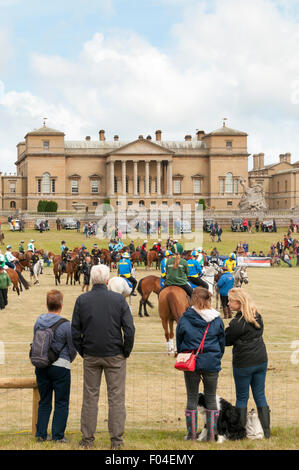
[1,0,299,173]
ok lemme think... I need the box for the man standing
[71,265,135,450]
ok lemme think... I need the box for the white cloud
[1,0,299,173]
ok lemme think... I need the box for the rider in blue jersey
[187,251,209,290]
[160,250,172,287]
[118,252,137,295]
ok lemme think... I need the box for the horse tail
[137,278,154,308]
[17,271,30,290]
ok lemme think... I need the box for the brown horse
[131,251,146,267]
[158,286,189,354]
[6,267,30,296]
[137,275,161,317]
[66,256,82,285]
[146,250,161,270]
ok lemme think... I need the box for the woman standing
[225,288,270,438]
[176,288,225,441]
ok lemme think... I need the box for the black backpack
[29,318,68,368]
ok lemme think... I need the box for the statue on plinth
[238,177,267,212]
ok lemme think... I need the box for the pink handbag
[175,324,210,372]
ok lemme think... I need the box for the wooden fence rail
[0,378,39,435]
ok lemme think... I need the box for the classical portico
[105,137,174,200]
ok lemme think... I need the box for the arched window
[139,200,145,207]
[42,172,50,193]
[225,173,233,193]
[10,201,16,209]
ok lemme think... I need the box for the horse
[0,230,4,246]
[6,267,30,296]
[233,266,249,288]
[31,259,44,285]
[137,275,161,317]
[158,286,189,354]
[146,250,161,270]
[66,256,82,285]
[131,251,146,267]
[201,263,221,295]
[107,276,133,313]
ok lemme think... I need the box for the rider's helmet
[197,247,203,253]
[122,252,130,258]
[164,250,172,257]
[6,245,12,250]
[30,239,35,243]
[191,250,198,257]
[229,252,236,260]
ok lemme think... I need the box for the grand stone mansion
[1,122,299,212]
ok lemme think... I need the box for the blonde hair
[228,288,260,328]
[173,253,181,270]
[191,287,212,310]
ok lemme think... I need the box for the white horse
[201,263,222,295]
[108,276,133,313]
[31,259,44,285]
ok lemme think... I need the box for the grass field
[0,224,298,450]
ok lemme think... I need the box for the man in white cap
[4,245,17,269]
[28,239,35,252]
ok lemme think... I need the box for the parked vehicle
[180,220,192,233]
[61,217,77,229]
[203,218,216,232]
[9,219,21,231]
[231,218,244,232]
[34,219,50,231]
[261,220,275,232]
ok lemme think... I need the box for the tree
[37,200,58,212]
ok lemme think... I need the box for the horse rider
[117,252,137,296]
[91,244,101,265]
[140,240,148,264]
[171,240,183,255]
[187,250,209,290]
[60,240,66,253]
[128,240,135,255]
[30,251,40,277]
[224,253,237,273]
[196,247,204,268]
[0,254,5,269]
[161,253,193,298]
[19,240,25,258]
[4,245,17,269]
[210,248,220,266]
[108,239,116,253]
[160,250,172,287]
[28,239,35,252]
[112,238,124,263]
[216,267,234,319]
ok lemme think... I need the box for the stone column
[133,161,138,196]
[122,160,126,196]
[109,160,115,196]
[156,161,161,196]
[145,161,150,196]
[167,160,173,197]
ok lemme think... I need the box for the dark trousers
[0,288,8,309]
[233,362,268,408]
[188,276,209,290]
[220,295,229,308]
[184,370,219,410]
[35,366,71,440]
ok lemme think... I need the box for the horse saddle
[120,276,133,289]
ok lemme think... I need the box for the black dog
[197,393,247,442]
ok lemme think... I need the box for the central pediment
[106,137,174,156]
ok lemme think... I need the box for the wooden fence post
[0,377,39,436]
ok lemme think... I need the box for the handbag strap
[195,323,210,356]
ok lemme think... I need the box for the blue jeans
[233,362,268,408]
[35,366,71,440]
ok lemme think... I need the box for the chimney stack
[114,135,119,141]
[285,152,291,163]
[196,130,205,141]
[99,130,105,141]
[185,134,192,141]
[258,153,265,169]
[155,130,162,141]
[146,135,152,140]
[253,154,258,170]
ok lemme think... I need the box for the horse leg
[161,318,170,353]
[169,320,175,354]
[138,300,143,317]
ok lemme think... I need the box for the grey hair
[90,264,110,286]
